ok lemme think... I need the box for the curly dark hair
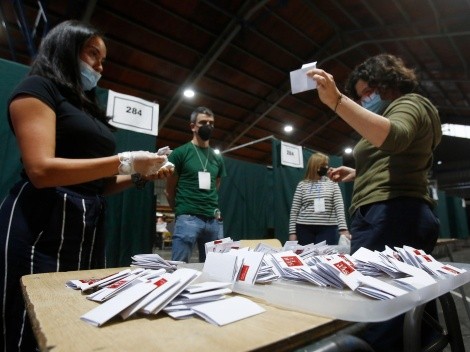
[345,54,418,100]
[29,20,110,125]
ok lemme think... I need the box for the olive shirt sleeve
[380,93,440,153]
[379,97,422,153]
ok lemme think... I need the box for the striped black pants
[0,180,106,351]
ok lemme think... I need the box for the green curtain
[436,190,452,238]
[0,59,28,200]
[218,157,271,239]
[445,195,470,238]
[0,58,155,267]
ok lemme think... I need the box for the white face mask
[79,60,101,91]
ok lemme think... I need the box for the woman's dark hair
[29,20,110,125]
[345,54,418,100]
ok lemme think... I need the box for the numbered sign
[280,141,303,168]
[106,90,159,136]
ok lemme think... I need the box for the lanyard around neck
[192,143,209,172]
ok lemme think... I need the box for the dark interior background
[1,0,470,200]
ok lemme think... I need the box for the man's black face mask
[198,124,213,141]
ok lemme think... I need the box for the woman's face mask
[79,60,101,91]
[361,92,391,114]
[318,166,328,177]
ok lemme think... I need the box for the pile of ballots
[204,238,467,301]
[131,253,183,271]
[268,243,466,300]
[67,261,265,327]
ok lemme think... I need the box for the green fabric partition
[0,59,28,200]
[436,191,451,237]
[445,196,470,238]
[218,157,271,239]
[0,59,155,267]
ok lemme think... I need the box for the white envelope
[202,252,239,282]
[290,61,317,94]
[80,278,161,327]
[235,250,265,285]
[191,296,265,326]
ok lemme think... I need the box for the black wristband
[131,173,148,190]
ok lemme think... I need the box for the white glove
[157,146,172,156]
[118,151,167,176]
[149,160,174,175]
[159,160,174,171]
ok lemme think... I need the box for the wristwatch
[131,173,148,190]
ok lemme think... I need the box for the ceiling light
[183,89,195,98]
[214,148,221,154]
[344,147,353,154]
[284,125,293,133]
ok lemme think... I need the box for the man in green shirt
[165,107,226,262]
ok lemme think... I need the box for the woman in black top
[0,20,171,351]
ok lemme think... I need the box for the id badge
[198,171,211,190]
[314,198,326,213]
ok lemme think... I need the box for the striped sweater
[289,178,348,234]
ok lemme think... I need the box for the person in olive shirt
[307,54,441,352]
[165,106,226,262]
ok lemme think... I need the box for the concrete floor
[154,239,470,351]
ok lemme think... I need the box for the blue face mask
[79,60,101,91]
[361,92,391,114]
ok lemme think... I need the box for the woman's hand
[306,68,342,110]
[327,166,356,183]
[339,229,352,239]
[143,161,175,181]
[289,234,297,241]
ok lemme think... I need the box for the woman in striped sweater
[289,152,350,245]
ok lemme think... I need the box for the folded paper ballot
[137,268,201,315]
[203,252,240,282]
[183,281,232,294]
[290,61,317,94]
[204,237,234,256]
[81,276,167,326]
[120,272,182,319]
[191,296,265,326]
[67,268,133,291]
[131,253,181,271]
[234,250,265,285]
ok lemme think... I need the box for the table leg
[403,303,426,352]
[442,243,470,321]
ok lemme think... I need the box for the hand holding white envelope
[290,61,317,94]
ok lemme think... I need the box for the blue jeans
[171,214,221,263]
[350,197,440,351]
[350,197,439,254]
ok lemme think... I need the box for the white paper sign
[107,90,159,136]
[280,141,303,168]
[290,61,317,94]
